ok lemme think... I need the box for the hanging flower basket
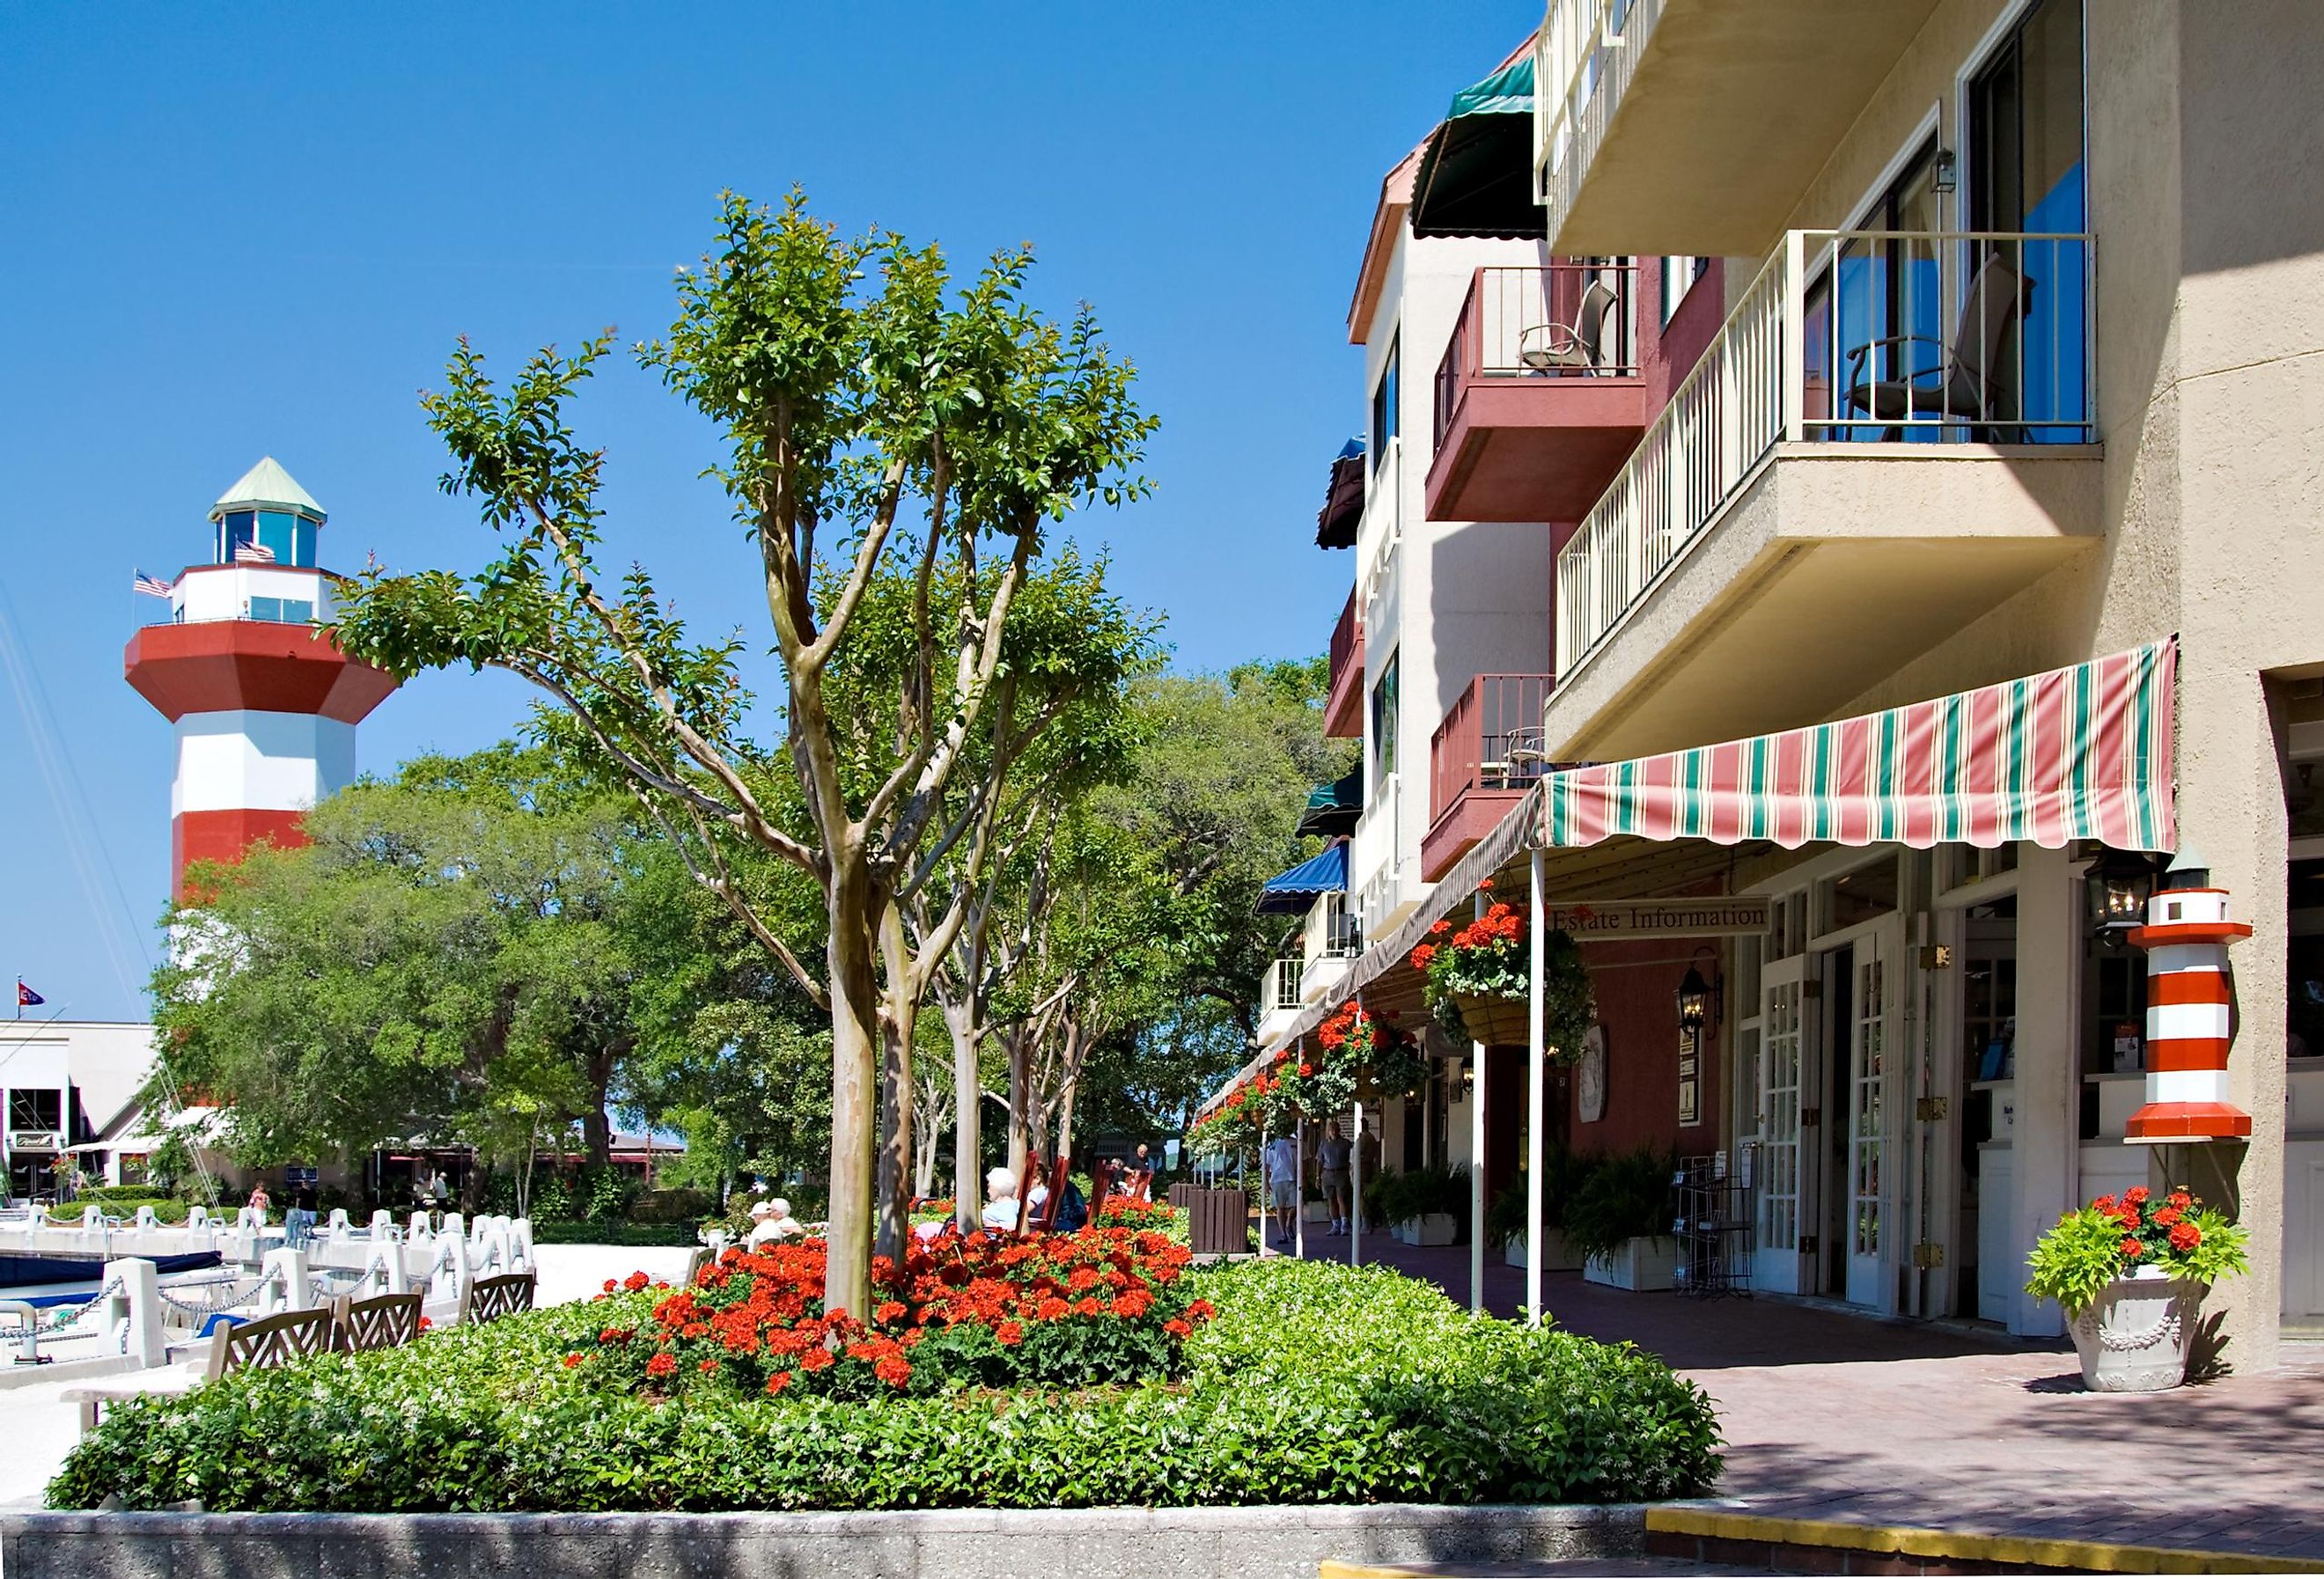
[1451,991,1530,1047]
[1409,882,1594,1061]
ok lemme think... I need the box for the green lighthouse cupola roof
[208,456,325,569]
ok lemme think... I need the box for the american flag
[233,540,277,564]
[132,570,173,598]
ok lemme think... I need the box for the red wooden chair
[1014,1154,1072,1232]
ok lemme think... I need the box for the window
[8,1089,62,1130]
[217,510,257,566]
[246,597,313,625]
[1370,653,1400,785]
[1823,854,1900,929]
[1370,335,1400,470]
[1658,256,1708,325]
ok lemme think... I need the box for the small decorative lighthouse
[2124,848,2254,1142]
[123,459,398,900]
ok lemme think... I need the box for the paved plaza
[1318,1230,2324,1566]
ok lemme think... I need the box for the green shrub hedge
[49,1256,1718,1512]
[529,1220,703,1247]
[46,1198,188,1225]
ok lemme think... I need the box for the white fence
[1554,227,2093,679]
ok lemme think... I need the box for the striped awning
[1543,641,2175,852]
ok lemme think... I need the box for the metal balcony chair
[1843,249,2034,439]
[1518,276,1620,374]
[1482,726,1549,789]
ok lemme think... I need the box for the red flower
[697,1358,720,1375]
[1298,1062,1315,1077]
[2091,1195,2116,1215]
[874,1355,913,1390]
[996,1320,1024,1347]
[2119,1237,2146,1260]
[799,1347,835,1372]
[1164,1318,1192,1338]
[603,1279,619,1294]
[417,1317,432,1332]
[2122,1186,2151,1208]
[623,1271,651,1292]
[2152,1206,2182,1227]
[645,1352,678,1378]
[765,1370,792,1397]
[2168,1190,2193,1212]
[563,1353,585,1369]
[875,1301,907,1325]
[2169,1221,2202,1252]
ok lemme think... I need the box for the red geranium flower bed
[1093,1196,1175,1228]
[575,1225,1213,1399]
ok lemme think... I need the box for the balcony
[1299,892,1364,1001]
[1422,675,1557,881]
[1357,437,1403,618]
[1544,229,2102,762]
[1534,0,1945,255]
[1324,589,1364,739]
[1426,261,1649,524]
[1351,773,1408,940]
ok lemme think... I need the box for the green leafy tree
[150,745,730,1194]
[330,193,1154,1312]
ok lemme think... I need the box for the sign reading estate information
[1538,898,1772,939]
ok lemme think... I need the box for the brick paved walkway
[1286,1230,2324,1565]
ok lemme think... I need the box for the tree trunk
[823,865,884,1318]
[579,1109,612,1169]
[944,998,982,1232]
[1007,1032,1031,1174]
[874,914,916,1267]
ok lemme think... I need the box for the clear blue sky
[0,3,1533,1021]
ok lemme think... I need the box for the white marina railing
[1555,227,2094,679]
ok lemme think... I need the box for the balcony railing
[1534,0,1657,239]
[1358,437,1401,612]
[1327,589,1360,696]
[1434,261,1640,447]
[1303,890,1363,965]
[1430,674,1558,823]
[1261,958,1304,1016]
[1555,228,2094,679]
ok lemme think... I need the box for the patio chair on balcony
[1518,276,1620,375]
[1482,726,1548,789]
[1842,251,2034,440]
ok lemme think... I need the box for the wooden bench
[465,1271,536,1325]
[333,1290,423,1353]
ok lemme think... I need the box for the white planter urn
[1394,1213,1457,1247]
[2070,1267,2198,1393]
[1583,1237,1680,1292]
[1504,1229,1584,1272]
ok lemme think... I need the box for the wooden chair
[204,1305,339,1381]
[1014,1155,1072,1233]
[465,1271,537,1325]
[334,1290,423,1353]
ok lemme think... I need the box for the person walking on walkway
[1316,1120,1353,1236]
[1263,1131,1300,1247]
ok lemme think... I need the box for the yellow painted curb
[1644,1506,2324,1575]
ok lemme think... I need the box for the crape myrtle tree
[331,193,1155,1314]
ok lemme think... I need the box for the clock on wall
[1578,1024,1607,1124]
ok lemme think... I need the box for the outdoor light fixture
[1675,948,1723,1035]
[1932,147,1958,195]
[2085,846,2160,947]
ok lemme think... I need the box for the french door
[1845,935,1891,1308]
[1755,958,1808,1295]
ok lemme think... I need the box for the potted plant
[2026,1185,2250,1392]
[1409,883,1593,1054]
[1566,1147,1680,1291]
[1496,1144,1599,1270]
[1375,1165,1470,1246]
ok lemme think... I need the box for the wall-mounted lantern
[2085,846,2160,947]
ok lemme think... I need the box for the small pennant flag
[133,571,173,598]
[233,540,277,564]
[17,980,45,1008]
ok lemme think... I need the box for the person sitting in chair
[982,1167,1023,1231]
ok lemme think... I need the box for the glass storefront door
[1757,957,1808,1295]
[1847,937,1890,1307]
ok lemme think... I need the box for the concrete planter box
[1583,1237,1680,1291]
[3,1504,1646,1579]
[2070,1268,2199,1392]
[1503,1230,1583,1272]
[1391,1213,1459,1247]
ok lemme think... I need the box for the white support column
[1294,1117,1305,1260]
[1258,1111,1272,1259]
[2008,842,2077,1339]
[262,1246,312,1313]
[1470,892,1489,1314]
[1527,848,1547,1326]
[1350,1098,1364,1269]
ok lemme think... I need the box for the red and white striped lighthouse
[2125,848,2254,1143]
[123,459,399,900]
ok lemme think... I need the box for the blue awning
[1257,840,1348,914]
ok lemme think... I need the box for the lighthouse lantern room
[123,459,398,900]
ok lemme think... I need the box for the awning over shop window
[1315,437,1365,549]
[1410,52,1546,240]
[1543,641,2177,852]
[1295,767,1364,838]
[1257,840,1348,915]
